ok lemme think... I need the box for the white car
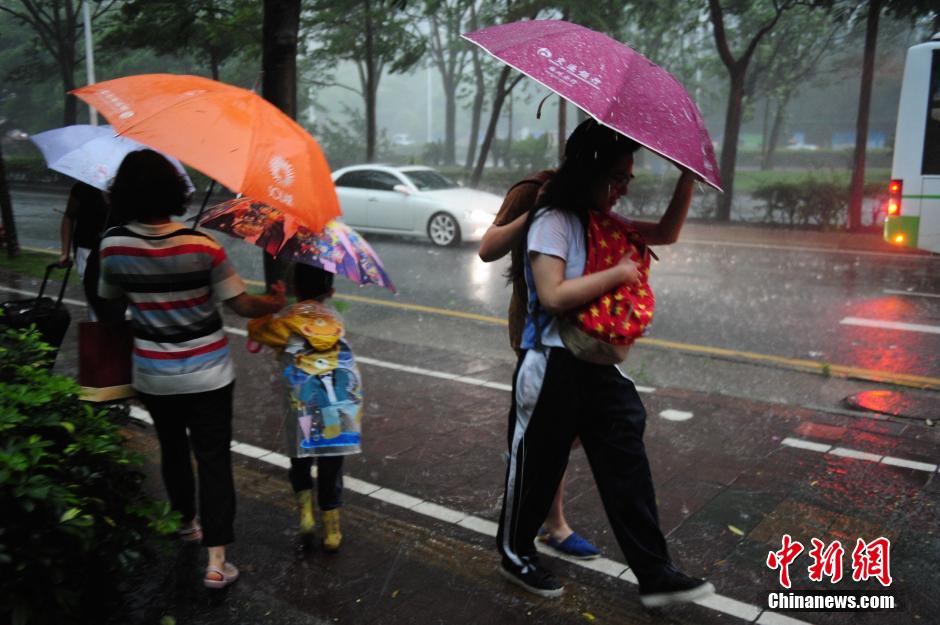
[331,165,503,247]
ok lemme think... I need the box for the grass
[0,248,61,281]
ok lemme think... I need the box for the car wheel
[427,212,461,247]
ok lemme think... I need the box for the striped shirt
[98,221,246,395]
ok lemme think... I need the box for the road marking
[840,316,940,335]
[125,403,803,625]
[677,238,936,259]
[781,436,938,473]
[883,289,940,299]
[8,251,938,390]
[659,409,693,421]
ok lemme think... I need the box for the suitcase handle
[37,261,72,309]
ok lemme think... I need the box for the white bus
[885,32,940,253]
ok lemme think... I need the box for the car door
[333,171,372,228]
[364,170,416,231]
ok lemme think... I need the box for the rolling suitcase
[0,262,72,364]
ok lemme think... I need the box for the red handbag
[78,320,135,402]
[560,212,656,364]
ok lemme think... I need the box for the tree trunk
[364,0,377,162]
[261,0,300,288]
[464,53,485,170]
[716,71,746,221]
[0,135,20,259]
[558,98,567,162]
[762,93,790,171]
[444,77,457,165]
[848,0,882,231]
[62,57,78,126]
[471,65,513,187]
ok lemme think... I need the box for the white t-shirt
[521,207,586,349]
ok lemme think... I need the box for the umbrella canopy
[71,74,340,233]
[30,124,195,193]
[199,198,395,292]
[463,20,722,191]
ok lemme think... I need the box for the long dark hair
[508,119,640,284]
[109,149,190,223]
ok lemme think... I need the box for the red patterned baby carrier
[559,211,656,364]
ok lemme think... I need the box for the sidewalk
[15,272,933,625]
[2,226,937,625]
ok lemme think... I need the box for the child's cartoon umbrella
[463,20,722,191]
[71,74,340,233]
[198,198,395,292]
[30,124,194,193]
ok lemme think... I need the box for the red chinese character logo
[851,537,892,586]
[767,534,805,588]
[807,538,845,583]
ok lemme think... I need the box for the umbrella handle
[194,179,217,226]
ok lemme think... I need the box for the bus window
[924,50,940,175]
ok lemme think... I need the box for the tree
[305,0,425,162]
[0,122,18,258]
[707,0,802,221]
[745,5,847,169]
[846,0,937,230]
[0,0,116,125]
[261,0,300,288]
[101,0,261,81]
[424,0,473,165]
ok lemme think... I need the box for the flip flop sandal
[178,523,203,543]
[203,562,240,589]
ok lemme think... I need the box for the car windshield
[401,169,459,191]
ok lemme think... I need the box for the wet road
[13,188,940,383]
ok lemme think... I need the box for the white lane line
[781,437,831,453]
[123,404,774,625]
[883,289,940,299]
[840,316,940,335]
[781,435,938,474]
[659,409,693,421]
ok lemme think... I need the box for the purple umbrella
[463,20,722,191]
[198,198,396,292]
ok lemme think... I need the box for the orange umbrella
[71,74,340,233]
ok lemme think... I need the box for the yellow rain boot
[321,508,342,552]
[297,490,315,535]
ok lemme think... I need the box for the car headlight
[467,209,494,224]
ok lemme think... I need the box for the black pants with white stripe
[496,348,671,583]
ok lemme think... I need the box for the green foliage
[751,176,879,229]
[0,326,178,625]
[100,0,262,80]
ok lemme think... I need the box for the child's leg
[288,457,315,492]
[317,456,344,510]
[290,457,316,534]
[318,456,344,552]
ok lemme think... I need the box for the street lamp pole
[82,0,97,126]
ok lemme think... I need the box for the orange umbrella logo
[71,74,340,233]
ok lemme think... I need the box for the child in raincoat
[247,264,362,551]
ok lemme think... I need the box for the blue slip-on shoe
[537,529,601,560]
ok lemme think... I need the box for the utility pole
[82,1,98,126]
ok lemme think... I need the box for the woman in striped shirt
[99,150,287,589]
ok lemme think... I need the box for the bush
[0,326,178,625]
[752,177,852,229]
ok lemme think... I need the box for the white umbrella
[29,124,195,193]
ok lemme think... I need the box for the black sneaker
[499,558,564,598]
[639,569,715,608]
